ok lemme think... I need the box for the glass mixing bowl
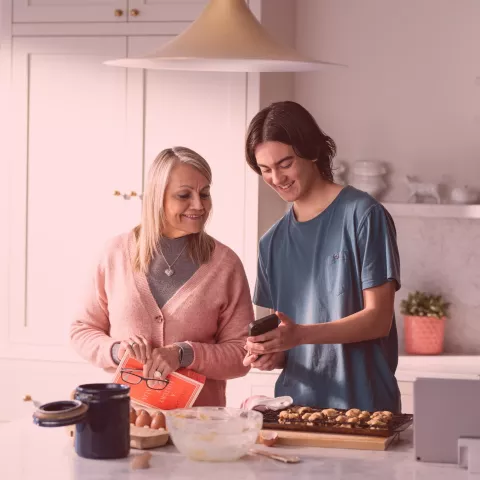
[165,407,263,462]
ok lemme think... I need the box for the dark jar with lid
[33,383,130,460]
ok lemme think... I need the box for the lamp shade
[104,0,344,72]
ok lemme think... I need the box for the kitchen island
[0,419,469,479]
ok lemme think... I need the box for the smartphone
[248,313,280,337]
[248,314,279,359]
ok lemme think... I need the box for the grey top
[147,235,199,308]
[254,186,401,412]
[111,235,198,367]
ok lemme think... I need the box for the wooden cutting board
[258,429,399,451]
[65,425,170,450]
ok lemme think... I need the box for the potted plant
[400,291,450,355]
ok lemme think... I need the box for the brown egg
[135,410,152,428]
[259,431,278,447]
[129,407,137,425]
[130,452,152,470]
[150,412,166,430]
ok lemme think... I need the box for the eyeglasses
[120,368,170,391]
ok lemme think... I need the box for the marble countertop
[0,419,471,479]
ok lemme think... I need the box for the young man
[243,101,401,412]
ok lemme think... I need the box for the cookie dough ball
[367,418,387,428]
[298,407,313,415]
[322,408,338,418]
[345,409,361,418]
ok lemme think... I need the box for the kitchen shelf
[382,202,480,219]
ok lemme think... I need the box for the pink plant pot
[404,315,446,355]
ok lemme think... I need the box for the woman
[70,147,254,407]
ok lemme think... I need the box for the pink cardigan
[70,231,254,407]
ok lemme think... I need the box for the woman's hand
[143,345,181,380]
[243,351,285,371]
[245,312,303,355]
[117,335,152,364]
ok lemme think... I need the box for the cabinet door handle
[114,9,124,17]
[23,394,41,408]
[129,191,144,199]
[113,190,143,199]
[130,9,140,17]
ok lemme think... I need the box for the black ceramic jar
[33,383,130,460]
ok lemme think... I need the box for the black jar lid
[75,383,130,402]
[33,400,88,428]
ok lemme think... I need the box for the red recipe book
[112,353,206,410]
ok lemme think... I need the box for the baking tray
[259,406,413,438]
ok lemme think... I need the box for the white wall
[296,0,480,202]
[258,0,296,239]
[294,0,480,353]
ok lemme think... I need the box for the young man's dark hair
[245,101,336,182]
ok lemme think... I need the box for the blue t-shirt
[254,186,401,412]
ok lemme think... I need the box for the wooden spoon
[249,449,301,464]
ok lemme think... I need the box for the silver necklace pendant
[160,241,187,278]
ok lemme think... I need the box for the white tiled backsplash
[394,217,480,354]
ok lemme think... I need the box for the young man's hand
[245,312,303,354]
[243,351,285,370]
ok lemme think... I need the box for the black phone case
[248,314,280,337]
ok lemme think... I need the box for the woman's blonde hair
[133,146,215,273]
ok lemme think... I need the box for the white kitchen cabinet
[226,370,278,408]
[129,36,248,256]
[127,1,208,23]
[6,35,143,361]
[398,381,414,414]
[12,0,207,24]
[13,0,129,23]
